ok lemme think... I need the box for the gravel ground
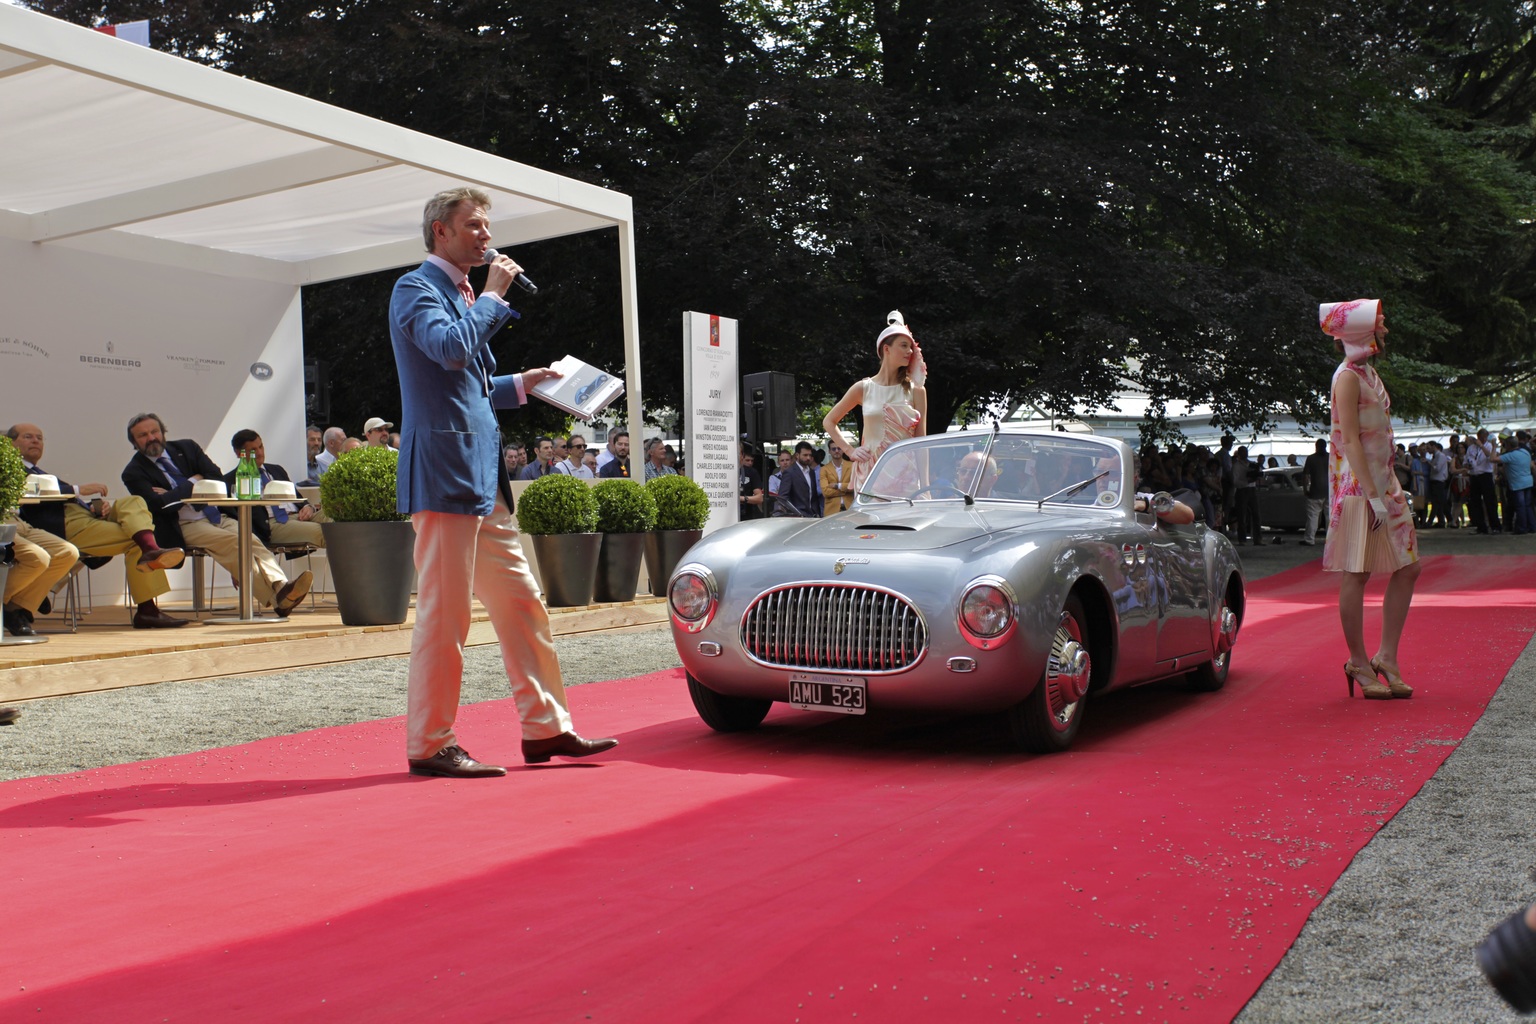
[1,523,1532,1021]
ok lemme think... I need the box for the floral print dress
[1323,361,1419,573]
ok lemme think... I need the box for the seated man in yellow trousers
[8,423,191,630]
[3,519,78,638]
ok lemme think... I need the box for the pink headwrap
[1319,299,1383,363]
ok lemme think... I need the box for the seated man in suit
[8,422,188,630]
[120,413,311,617]
[3,518,78,637]
[222,429,327,554]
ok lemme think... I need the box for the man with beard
[121,413,310,617]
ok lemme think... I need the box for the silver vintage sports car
[667,428,1244,752]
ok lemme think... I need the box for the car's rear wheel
[1007,594,1091,753]
[687,673,772,732]
[1188,582,1239,692]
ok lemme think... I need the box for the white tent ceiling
[0,5,646,476]
[0,4,635,285]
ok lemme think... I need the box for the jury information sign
[682,312,740,535]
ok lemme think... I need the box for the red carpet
[1,555,1532,1023]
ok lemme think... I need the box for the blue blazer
[390,260,525,516]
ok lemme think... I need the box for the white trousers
[406,494,571,760]
[1304,497,1326,544]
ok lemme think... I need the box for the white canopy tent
[0,4,644,492]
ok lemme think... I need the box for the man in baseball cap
[363,417,396,449]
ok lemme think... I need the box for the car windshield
[858,433,1125,508]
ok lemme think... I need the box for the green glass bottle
[238,449,256,499]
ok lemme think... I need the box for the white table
[203,496,301,624]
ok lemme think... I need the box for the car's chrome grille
[740,583,927,673]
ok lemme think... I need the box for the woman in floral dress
[1320,299,1421,700]
[823,311,929,496]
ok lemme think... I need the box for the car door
[1258,468,1305,530]
[1146,516,1211,663]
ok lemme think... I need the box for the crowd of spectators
[1132,436,1265,541]
[1134,429,1536,542]
[1400,430,1536,535]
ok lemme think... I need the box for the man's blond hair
[422,187,491,252]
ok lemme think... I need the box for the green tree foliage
[27,0,1536,435]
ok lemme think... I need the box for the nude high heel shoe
[1344,661,1392,699]
[1370,657,1413,699]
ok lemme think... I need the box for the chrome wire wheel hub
[1045,614,1090,725]
[1213,605,1237,667]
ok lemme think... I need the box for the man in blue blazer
[390,186,617,778]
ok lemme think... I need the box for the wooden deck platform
[0,594,670,704]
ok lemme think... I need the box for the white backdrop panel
[0,237,308,602]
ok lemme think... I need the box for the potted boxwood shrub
[318,446,416,626]
[644,474,710,597]
[591,478,657,603]
[516,473,601,607]
[0,437,26,618]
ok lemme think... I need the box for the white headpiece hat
[1318,299,1383,363]
[876,309,912,353]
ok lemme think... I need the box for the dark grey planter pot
[594,532,647,603]
[319,520,417,626]
[644,529,703,597]
[528,532,602,607]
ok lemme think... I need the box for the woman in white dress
[823,311,929,496]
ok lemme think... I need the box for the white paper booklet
[530,355,624,421]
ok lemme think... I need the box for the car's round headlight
[960,581,1014,638]
[669,571,714,622]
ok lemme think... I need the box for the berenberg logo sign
[81,340,141,370]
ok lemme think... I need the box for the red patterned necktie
[458,278,476,311]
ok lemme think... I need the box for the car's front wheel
[687,673,772,732]
[1006,594,1091,753]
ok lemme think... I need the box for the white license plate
[788,673,866,715]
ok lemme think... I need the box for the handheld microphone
[483,248,538,294]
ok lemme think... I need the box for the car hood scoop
[764,504,1078,553]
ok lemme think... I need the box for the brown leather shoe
[521,731,619,764]
[137,546,186,573]
[0,707,20,725]
[407,745,506,778]
[273,570,313,618]
[132,606,191,629]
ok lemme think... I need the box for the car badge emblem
[858,534,876,540]
[833,556,870,575]
[1096,490,1118,506]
